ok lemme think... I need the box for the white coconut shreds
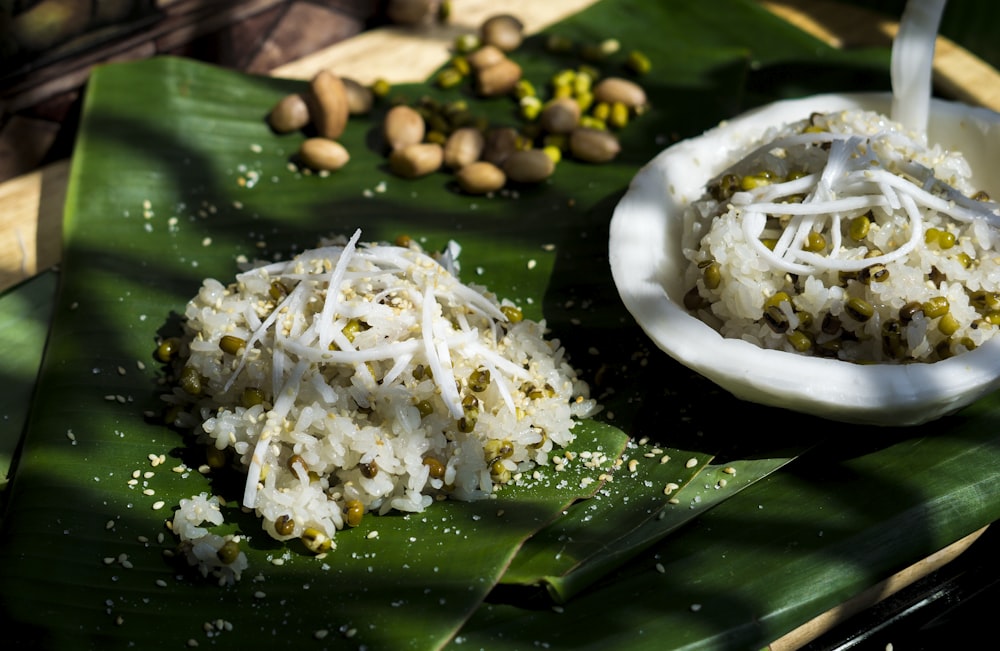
[171,493,248,585]
[163,229,598,563]
[682,108,1000,363]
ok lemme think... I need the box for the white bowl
[609,92,1000,426]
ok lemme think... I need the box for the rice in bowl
[682,107,1000,363]
[162,230,597,557]
[609,93,1000,425]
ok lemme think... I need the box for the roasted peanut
[389,142,443,178]
[342,77,375,115]
[592,77,647,110]
[467,44,506,71]
[268,93,310,133]
[569,127,621,163]
[539,97,581,134]
[308,70,350,139]
[481,126,520,166]
[502,149,555,184]
[383,104,426,151]
[455,161,506,194]
[443,127,485,169]
[475,58,522,97]
[480,14,524,52]
[297,138,350,171]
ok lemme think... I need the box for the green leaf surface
[3,0,1000,649]
[0,270,57,493]
[454,420,1000,651]
[502,453,795,602]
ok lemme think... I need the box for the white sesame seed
[151,501,165,510]
[685,457,698,468]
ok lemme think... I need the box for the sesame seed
[627,459,638,473]
[685,457,698,468]
[152,501,165,510]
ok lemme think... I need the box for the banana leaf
[0,270,57,494]
[2,0,1000,649]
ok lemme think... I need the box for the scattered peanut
[389,142,444,178]
[569,127,621,163]
[456,161,506,195]
[297,138,350,172]
[307,70,349,139]
[268,93,310,133]
[383,104,426,151]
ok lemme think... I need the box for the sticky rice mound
[164,230,596,554]
[682,108,1000,363]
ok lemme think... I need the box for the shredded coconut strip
[317,229,362,351]
[422,283,463,419]
[730,129,999,276]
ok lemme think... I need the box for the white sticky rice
[682,108,1000,363]
[165,230,597,561]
